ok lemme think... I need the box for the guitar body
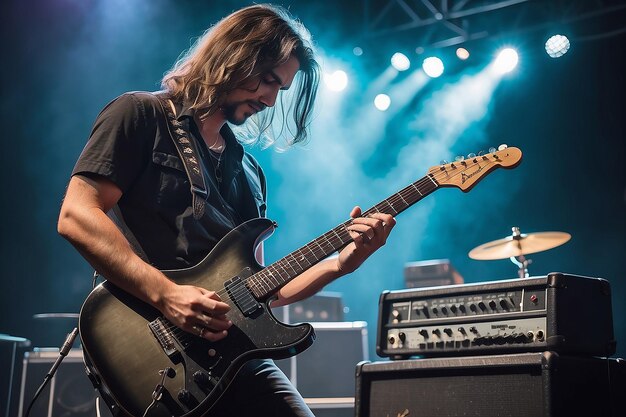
[79,218,315,417]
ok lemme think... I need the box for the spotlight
[422,57,444,78]
[391,52,411,71]
[374,94,391,111]
[324,70,348,92]
[545,35,570,58]
[493,48,519,74]
[456,47,470,60]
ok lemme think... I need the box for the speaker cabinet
[276,321,368,416]
[272,291,345,323]
[1,335,31,417]
[18,349,112,417]
[355,352,625,417]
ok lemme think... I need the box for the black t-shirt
[73,92,266,270]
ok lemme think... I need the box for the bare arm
[58,175,231,340]
[272,206,396,307]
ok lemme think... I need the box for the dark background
[1,0,624,392]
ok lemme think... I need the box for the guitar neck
[248,174,440,299]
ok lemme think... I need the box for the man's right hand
[158,284,232,342]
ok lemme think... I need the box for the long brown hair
[162,4,320,145]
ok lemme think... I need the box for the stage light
[456,47,470,60]
[391,52,411,71]
[324,70,348,92]
[422,57,444,78]
[545,35,570,58]
[493,48,518,74]
[374,94,391,111]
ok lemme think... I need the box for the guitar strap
[154,92,208,220]
[103,92,210,273]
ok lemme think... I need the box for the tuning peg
[468,152,477,160]
[455,155,464,162]
[498,144,508,151]
[488,147,496,153]
[440,160,448,165]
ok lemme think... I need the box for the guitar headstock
[429,145,522,192]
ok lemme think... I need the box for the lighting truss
[363,0,626,49]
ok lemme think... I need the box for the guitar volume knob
[178,389,192,404]
[193,371,211,387]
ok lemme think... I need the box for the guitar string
[166,155,510,336]
[209,175,437,302]
[210,156,503,303]
[211,156,502,304]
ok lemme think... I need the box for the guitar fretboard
[247,174,440,299]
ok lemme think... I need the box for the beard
[222,101,252,126]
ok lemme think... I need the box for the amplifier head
[377,272,615,358]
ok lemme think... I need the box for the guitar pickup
[225,275,261,317]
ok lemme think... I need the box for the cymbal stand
[510,255,531,278]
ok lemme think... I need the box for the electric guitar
[79,146,522,416]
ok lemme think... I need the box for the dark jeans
[207,359,314,417]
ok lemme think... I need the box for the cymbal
[0,333,31,346]
[33,313,79,320]
[469,230,571,260]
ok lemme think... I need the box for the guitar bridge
[225,274,261,316]
[148,317,179,357]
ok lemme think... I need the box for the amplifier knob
[388,335,396,345]
[450,305,458,314]
[398,332,406,342]
[443,328,453,336]
[419,329,429,338]
[469,326,478,333]
[432,307,438,315]
[499,299,509,309]
[441,306,448,315]
[515,333,528,343]
[391,309,402,322]
[489,300,497,310]
[469,304,477,312]
[459,305,466,313]
[458,327,467,335]
[478,302,487,311]
[432,329,441,336]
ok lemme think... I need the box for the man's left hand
[337,206,396,274]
